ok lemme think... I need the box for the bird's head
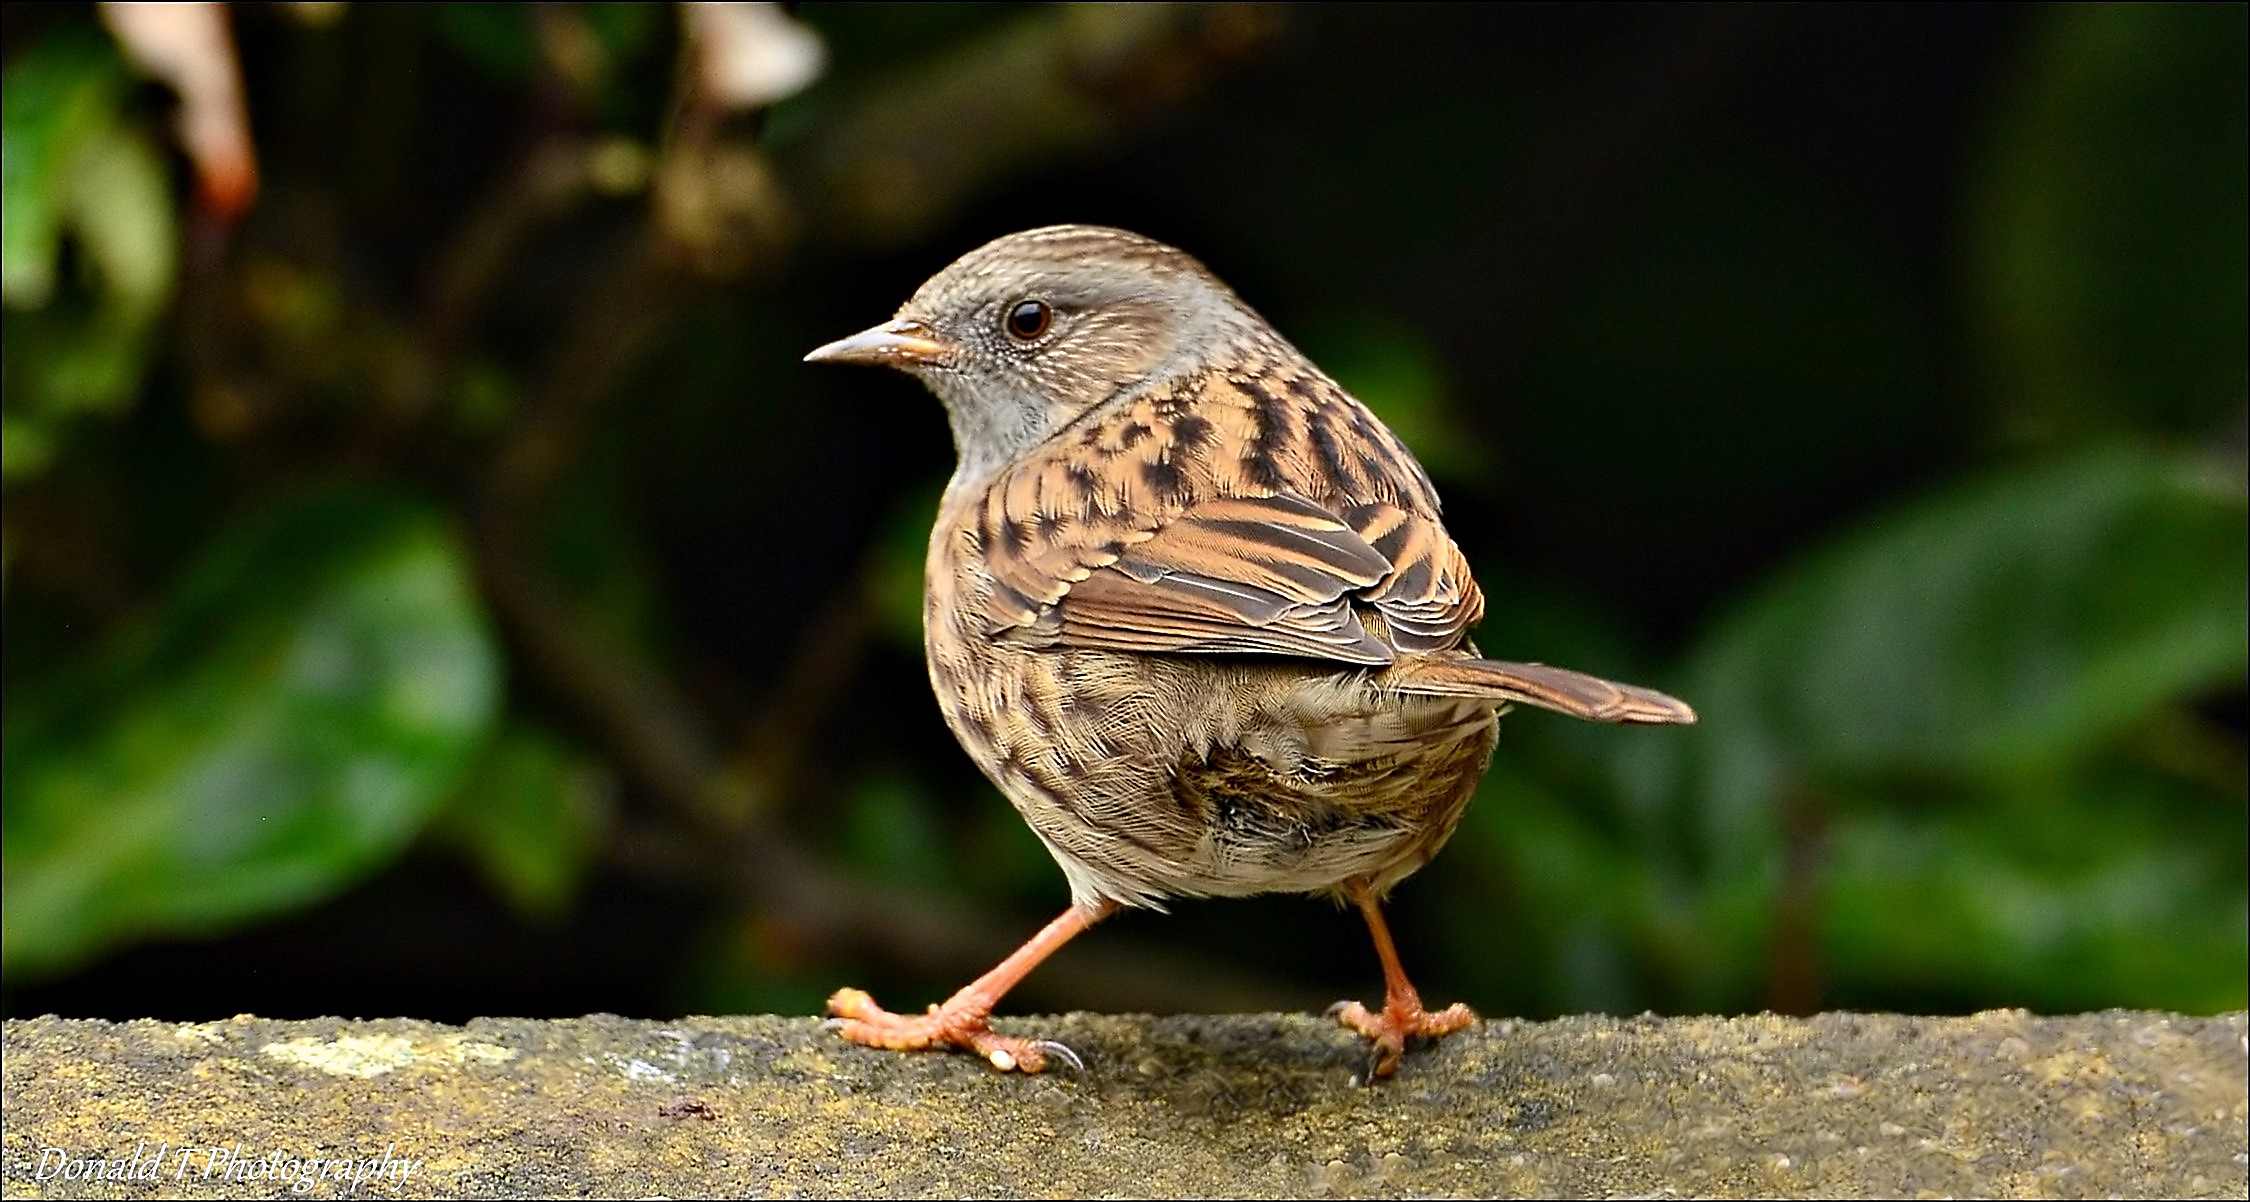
[806,225,1252,477]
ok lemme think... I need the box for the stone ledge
[3,1011,2244,1198]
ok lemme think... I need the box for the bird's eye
[1003,299,1052,342]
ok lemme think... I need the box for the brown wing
[973,362,1485,666]
[1047,492,1395,663]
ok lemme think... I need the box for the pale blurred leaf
[61,125,178,321]
[1,24,181,480]
[0,26,128,308]
[685,2,826,111]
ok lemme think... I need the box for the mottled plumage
[806,225,1693,1079]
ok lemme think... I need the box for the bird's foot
[1327,995,1476,1081]
[824,987,1083,1074]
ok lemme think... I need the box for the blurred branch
[1766,781,1828,1016]
[784,3,1281,249]
[473,509,733,819]
[421,140,603,364]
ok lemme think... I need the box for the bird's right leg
[825,899,1117,1073]
[1329,880,1476,1080]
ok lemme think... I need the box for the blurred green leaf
[450,357,519,435]
[1,128,178,426]
[2,485,503,977]
[1457,757,1658,1014]
[1683,446,2247,782]
[1463,446,2246,1012]
[433,5,536,80]
[1,24,180,482]
[437,725,613,919]
[61,125,176,321]
[838,771,951,890]
[1822,761,2248,1013]
[1638,446,2244,995]
[1968,5,2249,437]
[0,411,60,480]
[0,25,127,308]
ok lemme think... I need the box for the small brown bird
[806,225,1693,1080]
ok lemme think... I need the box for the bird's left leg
[1328,880,1476,1080]
[825,899,1117,1073]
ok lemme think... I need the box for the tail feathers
[1387,655,1697,725]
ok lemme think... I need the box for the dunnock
[806,225,1693,1080]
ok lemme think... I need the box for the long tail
[1385,655,1697,725]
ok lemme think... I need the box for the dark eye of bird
[1004,299,1052,342]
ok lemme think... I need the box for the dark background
[5,3,2244,1027]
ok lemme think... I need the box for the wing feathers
[1045,496,1399,664]
[966,379,1485,667]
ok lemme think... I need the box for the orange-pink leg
[825,900,1116,1073]
[1329,882,1476,1080]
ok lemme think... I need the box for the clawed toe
[1330,997,1477,1080]
[1027,1038,1086,1074]
[824,986,1079,1075]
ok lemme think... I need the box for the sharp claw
[1030,1039,1085,1074]
[1323,999,1351,1019]
[1362,1042,1385,1086]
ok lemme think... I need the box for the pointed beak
[803,318,951,368]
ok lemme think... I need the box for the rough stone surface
[3,1010,2244,1198]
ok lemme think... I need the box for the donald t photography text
[27,1140,420,1196]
